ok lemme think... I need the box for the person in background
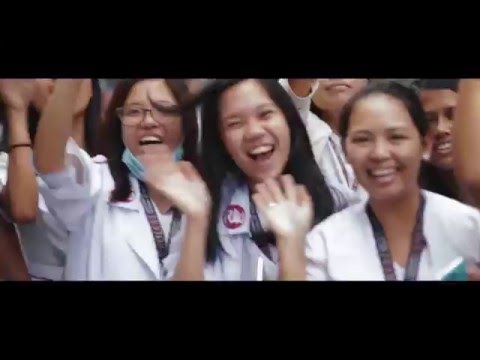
[307,79,369,195]
[152,79,351,280]
[417,79,470,203]
[0,78,101,281]
[453,79,480,209]
[304,82,480,281]
[33,79,211,281]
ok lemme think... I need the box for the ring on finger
[267,202,277,208]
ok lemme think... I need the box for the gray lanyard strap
[328,137,359,190]
[366,194,427,281]
[138,182,182,266]
[249,198,274,261]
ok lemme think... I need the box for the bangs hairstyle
[153,79,335,261]
[339,81,430,140]
[0,79,102,155]
[99,79,199,202]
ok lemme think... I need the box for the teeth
[371,169,395,177]
[141,136,162,143]
[436,143,451,152]
[249,145,273,155]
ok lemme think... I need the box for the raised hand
[138,144,211,219]
[0,79,37,112]
[252,175,313,241]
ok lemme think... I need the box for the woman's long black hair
[152,79,335,261]
[99,79,199,203]
[0,79,102,155]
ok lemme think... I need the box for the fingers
[255,175,304,205]
[280,174,297,203]
[263,178,284,204]
[252,191,268,214]
[255,183,275,207]
[296,184,312,208]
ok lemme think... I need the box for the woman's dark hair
[155,79,335,261]
[339,81,430,140]
[419,161,460,201]
[0,79,102,155]
[418,79,459,92]
[99,79,199,202]
[84,79,102,155]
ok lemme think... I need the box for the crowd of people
[0,78,479,281]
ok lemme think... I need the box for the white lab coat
[306,191,480,281]
[202,80,356,281]
[204,176,279,280]
[204,175,354,281]
[301,110,367,201]
[305,112,355,188]
[38,139,188,281]
[278,79,319,126]
[0,152,68,281]
[279,80,364,200]
[30,79,342,282]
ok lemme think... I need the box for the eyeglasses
[116,105,178,126]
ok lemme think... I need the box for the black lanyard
[249,198,274,261]
[138,182,182,269]
[366,194,427,281]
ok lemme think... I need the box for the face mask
[122,146,184,181]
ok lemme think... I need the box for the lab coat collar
[364,190,434,250]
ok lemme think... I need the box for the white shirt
[278,79,364,200]
[0,152,68,281]
[278,79,319,126]
[38,139,188,281]
[306,191,480,281]
[204,175,353,281]
[201,80,356,281]
[301,110,367,201]
[201,79,349,281]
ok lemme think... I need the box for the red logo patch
[223,204,246,229]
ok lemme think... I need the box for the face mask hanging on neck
[122,146,184,181]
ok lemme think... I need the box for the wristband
[8,143,32,152]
